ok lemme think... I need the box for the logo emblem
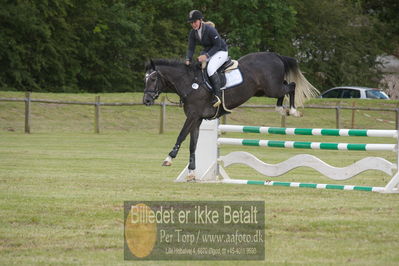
[192,83,199,89]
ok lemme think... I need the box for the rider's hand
[197,55,207,62]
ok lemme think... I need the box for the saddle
[202,57,239,91]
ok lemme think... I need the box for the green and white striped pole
[222,179,385,193]
[218,138,396,151]
[219,125,397,138]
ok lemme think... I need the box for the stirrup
[212,96,221,107]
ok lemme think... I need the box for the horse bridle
[144,70,163,100]
[145,69,182,102]
[145,66,201,103]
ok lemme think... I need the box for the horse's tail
[278,55,319,107]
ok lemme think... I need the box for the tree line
[0,0,397,93]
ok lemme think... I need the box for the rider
[185,10,228,107]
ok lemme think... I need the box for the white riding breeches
[207,51,228,76]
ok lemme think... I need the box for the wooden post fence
[1,93,398,133]
[351,101,356,129]
[159,96,166,134]
[24,92,31,134]
[396,108,399,130]
[280,115,286,128]
[94,96,100,134]
[335,106,341,129]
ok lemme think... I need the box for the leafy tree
[356,0,399,55]
[199,0,297,57]
[0,0,394,93]
[70,0,145,92]
[290,0,386,90]
[0,0,79,91]
[124,0,204,89]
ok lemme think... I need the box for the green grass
[1,92,399,265]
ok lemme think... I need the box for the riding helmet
[187,10,203,23]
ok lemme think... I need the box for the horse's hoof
[186,170,196,182]
[289,108,302,117]
[292,111,302,117]
[162,156,172,166]
[186,175,196,182]
[275,106,287,116]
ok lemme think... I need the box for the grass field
[1,92,399,265]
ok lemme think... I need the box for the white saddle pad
[222,69,243,90]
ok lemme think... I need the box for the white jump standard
[175,120,399,193]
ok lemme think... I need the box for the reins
[165,93,182,106]
[157,65,205,107]
[156,69,184,106]
[148,62,211,108]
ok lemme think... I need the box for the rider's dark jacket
[186,22,227,61]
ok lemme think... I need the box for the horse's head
[143,60,163,106]
[143,58,197,105]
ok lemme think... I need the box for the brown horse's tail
[278,55,319,107]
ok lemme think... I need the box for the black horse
[143,52,318,180]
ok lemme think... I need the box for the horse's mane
[145,58,200,73]
[145,59,184,70]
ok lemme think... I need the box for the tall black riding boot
[209,73,222,107]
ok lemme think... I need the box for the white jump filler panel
[176,120,219,182]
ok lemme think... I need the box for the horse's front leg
[186,118,203,181]
[162,115,197,166]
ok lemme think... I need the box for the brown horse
[143,52,318,179]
